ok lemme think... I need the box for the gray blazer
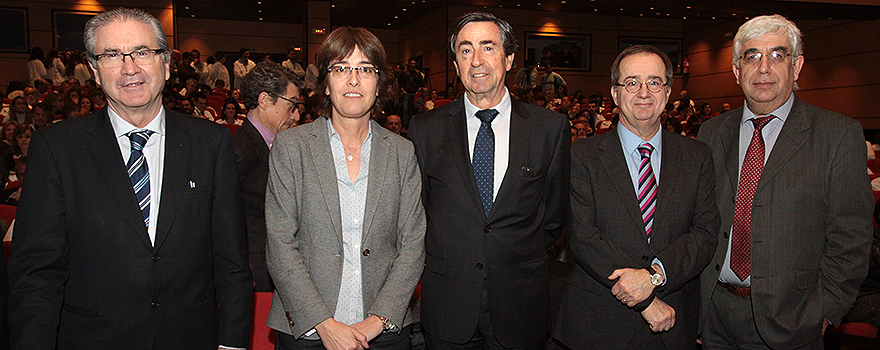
[264,119,426,338]
[698,96,873,349]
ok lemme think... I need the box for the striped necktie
[127,130,154,228]
[637,143,657,236]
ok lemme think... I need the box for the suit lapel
[243,118,271,163]
[655,131,682,231]
[154,111,191,251]
[720,110,743,197]
[361,121,389,244]
[309,120,344,248]
[598,132,644,231]
[86,109,153,248]
[490,99,530,219]
[447,100,485,217]
[756,98,809,193]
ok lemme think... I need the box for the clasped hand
[609,268,655,307]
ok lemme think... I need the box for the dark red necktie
[730,116,774,281]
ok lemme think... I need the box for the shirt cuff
[651,257,667,286]
[219,346,245,350]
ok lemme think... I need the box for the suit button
[483,226,491,233]
[362,249,370,256]
[715,264,721,271]
[642,255,649,261]
[476,263,484,270]
[723,232,729,239]
[152,255,160,262]
[151,301,160,309]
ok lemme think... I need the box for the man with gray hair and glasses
[7,7,253,350]
[698,14,872,350]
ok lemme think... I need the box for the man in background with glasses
[554,44,719,350]
[698,15,872,350]
[7,7,253,350]
[233,61,301,293]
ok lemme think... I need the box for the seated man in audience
[192,93,214,120]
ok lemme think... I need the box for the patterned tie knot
[751,115,774,131]
[127,130,154,150]
[476,109,499,124]
[638,143,654,160]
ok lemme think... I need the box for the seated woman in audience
[63,88,81,110]
[3,97,30,124]
[78,95,93,116]
[11,124,33,161]
[216,98,243,126]
[265,26,425,350]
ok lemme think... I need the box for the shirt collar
[327,116,372,140]
[464,87,512,122]
[741,92,794,126]
[247,113,276,148]
[617,120,662,157]
[108,106,166,138]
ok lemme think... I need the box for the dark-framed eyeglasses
[327,65,380,79]
[614,78,667,94]
[92,49,166,69]
[740,50,792,66]
[271,93,302,113]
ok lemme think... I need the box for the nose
[347,68,360,87]
[636,82,652,98]
[471,49,483,67]
[757,55,771,73]
[121,55,141,75]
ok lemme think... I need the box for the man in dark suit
[408,12,569,350]
[553,45,719,350]
[7,8,253,350]
[233,61,302,292]
[698,15,872,350]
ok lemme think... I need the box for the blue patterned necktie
[127,130,154,228]
[637,143,657,236]
[473,109,498,216]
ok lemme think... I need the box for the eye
[746,53,760,61]
[133,50,150,58]
[624,80,639,87]
[647,80,662,87]
[332,66,347,73]
[461,48,471,54]
[103,53,121,60]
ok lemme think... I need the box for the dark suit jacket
[698,96,873,349]
[408,97,570,347]
[553,129,719,350]
[232,118,273,292]
[7,108,253,350]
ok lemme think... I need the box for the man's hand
[609,268,655,307]
[640,297,675,333]
[315,317,369,350]
[352,315,385,342]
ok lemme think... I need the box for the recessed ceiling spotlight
[258,9,262,12]
[561,0,566,3]
[259,17,263,20]
[649,7,654,10]
[256,1,261,4]
[184,6,189,9]
[686,6,691,9]
[403,8,407,11]
[683,16,687,19]
[190,14,195,17]
[394,16,398,18]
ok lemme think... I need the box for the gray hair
[449,12,518,57]
[84,8,171,66]
[733,14,802,69]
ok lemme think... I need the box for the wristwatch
[371,314,398,332]
[645,266,663,286]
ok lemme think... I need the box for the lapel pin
[189,180,196,189]
[522,166,534,172]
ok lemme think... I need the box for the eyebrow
[623,75,664,81]
[98,45,151,54]
[744,46,789,53]
[329,60,375,66]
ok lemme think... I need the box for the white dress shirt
[464,88,512,200]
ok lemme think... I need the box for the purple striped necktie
[637,143,657,236]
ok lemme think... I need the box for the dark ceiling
[175,0,880,28]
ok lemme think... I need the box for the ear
[258,92,272,110]
[732,62,741,86]
[89,61,102,87]
[792,54,805,82]
[453,60,461,78]
[504,52,515,72]
[610,85,619,107]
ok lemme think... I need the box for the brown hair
[315,27,391,118]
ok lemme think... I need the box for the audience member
[514,59,538,93]
[2,97,29,124]
[27,47,47,86]
[217,98,243,126]
[233,48,256,89]
[281,48,306,80]
[540,62,566,93]
[44,48,66,85]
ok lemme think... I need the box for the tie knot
[476,109,499,124]
[750,115,774,131]
[127,130,154,148]
[638,143,654,159]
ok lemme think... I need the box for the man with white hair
[698,14,872,350]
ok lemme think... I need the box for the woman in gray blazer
[265,26,426,350]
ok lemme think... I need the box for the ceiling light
[686,6,691,9]
[649,7,654,10]
[561,0,566,3]
[184,6,189,9]
[190,14,194,17]
[259,17,263,20]
[403,8,407,11]
[256,1,261,4]
[258,9,262,12]
[394,15,398,18]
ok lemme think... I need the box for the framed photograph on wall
[53,10,101,52]
[525,32,591,71]
[0,7,29,53]
[619,37,683,74]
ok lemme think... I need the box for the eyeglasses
[271,93,302,113]
[740,50,792,66]
[93,49,165,69]
[327,65,380,79]
[614,78,667,94]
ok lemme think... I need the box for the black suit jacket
[553,130,719,350]
[232,118,273,292]
[409,97,570,347]
[7,108,253,350]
